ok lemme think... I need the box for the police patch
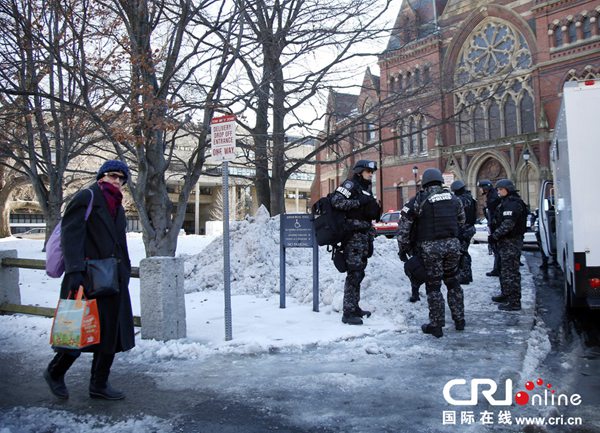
[336,186,351,198]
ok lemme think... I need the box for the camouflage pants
[343,232,370,315]
[498,237,523,306]
[458,226,476,283]
[420,238,464,327]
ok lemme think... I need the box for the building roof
[384,0,449,52]
[328,91,359,119]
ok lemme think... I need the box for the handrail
[1,257,140,278]
[0,303,141,327]
[0,257,141,326]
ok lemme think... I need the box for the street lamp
[412,166,419,194]
[523,149,530,209]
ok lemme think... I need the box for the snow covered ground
[0,209,553,432]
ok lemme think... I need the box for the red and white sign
[210,115,237,161]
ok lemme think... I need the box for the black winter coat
[60,182,135,354]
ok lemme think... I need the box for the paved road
[2,252,599,432]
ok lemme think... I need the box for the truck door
[538,179,556,259]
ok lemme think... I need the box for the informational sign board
[210,115,236,161]
[282,214,313,248]
[443,172,455,186]
[279,214,319,312]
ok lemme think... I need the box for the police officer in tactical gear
[397,168,466,338]
[331,160,381,325]
[489,179,527,311]
[451,180,477,285]
[478,179,501,276]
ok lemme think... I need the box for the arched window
[406,72,412,89]
[520,92,535,134]
[554,26,563,47]
[459,109,470,145]
[583,17,591,39]
[414,69,421,87]
[398,74,403,91]
[419,117,427,153]
[568,21,577,43]
[396,120,404,155]
[401,121,409,155]
[504,96,518,136]
[473,105,486,142]
[423,66,430,84]
[489,101,502,139]
[453,19,534,144]
[408,118,416,154]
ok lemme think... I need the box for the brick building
[313,0,600,214]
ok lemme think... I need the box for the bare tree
[66,0,244,256]
[0,0,107,240]
[229,0,393,216]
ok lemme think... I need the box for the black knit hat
[96,160,129,184]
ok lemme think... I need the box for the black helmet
[422,168,444,187]
[450,179,465,192]
[477,179,493,189]
[495,178,516,192]
[353,160,378,174]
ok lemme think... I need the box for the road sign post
[211,115,237,341]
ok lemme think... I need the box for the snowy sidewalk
[0,218,546,432]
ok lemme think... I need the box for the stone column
[139,257,186,340]
[0,250,20,305]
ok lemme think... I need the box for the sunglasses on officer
[103,172,126,184]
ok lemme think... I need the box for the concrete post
[0,250,21,305]
[139,257,186,340]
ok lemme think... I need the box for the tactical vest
[346,177,375,222]
[415,190,459,241]
[493,195,528,237]
[459,193,477,226]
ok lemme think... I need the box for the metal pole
[312,223,319,312]
[525,161,530,209]
[194,181,200,234]
[280,214,286,309]
[223,161,232,341]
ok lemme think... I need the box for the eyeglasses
[104,172,126,184]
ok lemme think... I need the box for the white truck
[539,79,600,309]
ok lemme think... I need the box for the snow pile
[184,206,411,320]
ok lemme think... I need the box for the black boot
[455,319,465,331]
[44,352,78,399]
[491,294,508,303]
[498,303,521,311]
[486,270,500,277]
[356,307,371,318]
[421,323,443,338]
[89,353,125,400]
[342,313,363,325]
[409,285,420,302]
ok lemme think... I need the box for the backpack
[46,189,94,278]
[311,193,346,247]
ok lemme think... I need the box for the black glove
[357,193,372,206]
[488,235,496,244]
[63,271,85,296]
[399,251,409,262]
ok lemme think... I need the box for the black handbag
[403,255,427,286]
[85,257,119,298]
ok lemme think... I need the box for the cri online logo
[443,377,582,407]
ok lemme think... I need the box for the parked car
[15,227,46,240]
[373,210,401,238]
[472,217,537,245]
